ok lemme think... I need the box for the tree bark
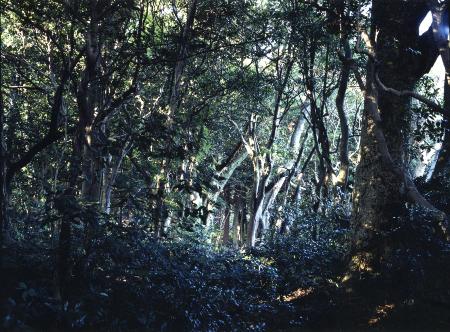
[203,142,248,225]
[302,45,333,206]
[0,70,6,264]
[335,38,351,188]
[429,1,450,183]
[104,141,132,215]
[350,0,439,275]
[222,206,231,246]
[57,0,101,297]
[246,49,295,246]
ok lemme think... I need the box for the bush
[2,222,294,331]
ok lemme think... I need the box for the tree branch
[6,52,83,182]
[375,73,448,117]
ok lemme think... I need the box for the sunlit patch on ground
[350,253,374,273]
[279,287,313,302]
[368,303,395,326]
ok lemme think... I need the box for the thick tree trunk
[432,81,450,181]
[350,57,389,273]
[350,0,438,275]
[429,1,450,183]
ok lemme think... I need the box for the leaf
[17,282,27,290]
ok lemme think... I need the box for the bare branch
[375,73,448,117]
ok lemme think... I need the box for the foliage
[255,211,349,295]
[2,221,295,331]
[1,0,450,330]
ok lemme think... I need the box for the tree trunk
[247,165,266,247]
[429,1,450,183]
[335,38,351,188]
[0,79,6,263]
[204,145,247,225]
[432,80,450,180]
[232,201,242,248]
[56,4,102,294]
[350,0,438,275]
[222,207,231,245]
[56,125,84,299]
[104,141,131,215]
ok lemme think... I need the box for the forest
[0,0,450,330]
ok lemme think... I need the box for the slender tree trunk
[154,161,168,237]
[222,206,231,245]
[232,200,241,248]
[304,65,332,206]
[290,112,306,151]
[241,203,248,246]
[57,2,101,295]
[56,124,84,299]
[2,73,20,239]
[247,110,308,244]
[78,6,101,206]
[0,69,6,263]
[152,0,198,234]
[104,141,131,215]
[260,176,286,231]
[335,38,351,188]
[168,0,197,122]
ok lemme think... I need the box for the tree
[429,0,449,184]
[349,0,442,276]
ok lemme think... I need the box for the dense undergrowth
[1,211,348,331]
[1,208,450,331]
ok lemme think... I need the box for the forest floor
[289,277,450,331]
[3,254,450,331]
[1,220,450,331]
